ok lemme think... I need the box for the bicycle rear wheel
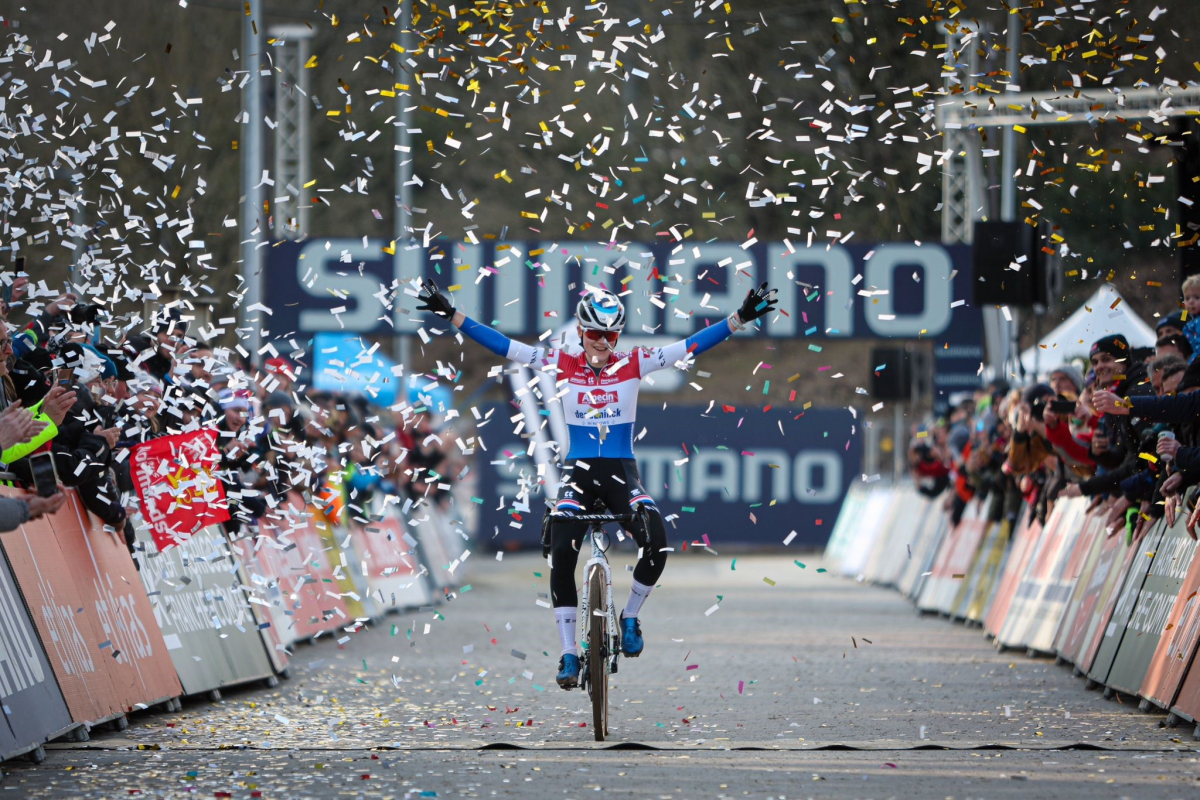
[587,565,608,741]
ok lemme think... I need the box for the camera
[68,303,101,325]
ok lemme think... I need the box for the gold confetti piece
[1110,297,1122,310]
[304,55,318,68]
[171,185,181,199]
[763,577,776,586]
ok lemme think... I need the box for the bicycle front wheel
[587,565,608,741]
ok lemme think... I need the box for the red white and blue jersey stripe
[459,315,735,460]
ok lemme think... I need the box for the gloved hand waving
[736,282,778,324]
[416,279,455,319]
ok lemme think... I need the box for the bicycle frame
[579,524,620,682]
[545,509,642,690]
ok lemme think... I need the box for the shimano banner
[476,405,860,549]
[266,239,983,409]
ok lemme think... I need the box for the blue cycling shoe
[557,653,580,690]
[620,613,644,657]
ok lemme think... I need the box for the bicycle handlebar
[550,512,637,523]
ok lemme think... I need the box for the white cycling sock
[555,607,578,656]
[623,579,654,619]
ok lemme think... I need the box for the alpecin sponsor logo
[578,390,618,408]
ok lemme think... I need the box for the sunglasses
[582,329,619,344]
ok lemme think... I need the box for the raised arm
[416,279,548,366]
[640,282,779,376]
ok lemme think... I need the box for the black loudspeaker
[972,220,1045,306]
[871,347,911,400]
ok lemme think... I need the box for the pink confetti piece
[738,680,744,694]
[686,664,699,671]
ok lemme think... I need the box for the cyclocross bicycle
[541,504,651,741]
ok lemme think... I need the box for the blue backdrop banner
[266,239,983,411]
[476,405,860,550]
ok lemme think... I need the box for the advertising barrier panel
[57,494,183,710]
[899,502,950,600]
[983,512,1039,639]
[1,494,128,724]
[345,510,431,612]
[1052,511,1115,666]
[1141,531,1200,713]
[823,483,870,569]
[1084,521,1167,687]
[1104,520,1198,697]
[864,492,932,588]
[962,517,1012,623]
[917,501,988,615]
[0,547,73,760]
[259,496,356,643]
[994,497,1087,651]
[136,524,277,696]
[826,482,1200,735]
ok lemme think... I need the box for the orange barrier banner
[346,510,430,612]
[1142,533,1200,715]
[0,489,180,725]
[56,493,182,709]
[983,512,1040,638]
[255,494,353,643]
[1,494,125,724]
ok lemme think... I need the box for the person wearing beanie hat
[1048,364,1084,398]
[1156,333,1193,362]
[1157,311,1186,339]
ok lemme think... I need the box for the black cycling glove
[737,282,778,323]
[416,279,455,319]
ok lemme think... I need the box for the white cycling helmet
[576,289,625,332]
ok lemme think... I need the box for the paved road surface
[6,551,1200,797]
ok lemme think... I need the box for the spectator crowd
[909,274,1200,543]
[0,274,462,556]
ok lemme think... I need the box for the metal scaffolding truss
[269,25,313,240]
[940,85,1200,130]
[938,30,989,247]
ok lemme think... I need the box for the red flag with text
[130,429,230,550]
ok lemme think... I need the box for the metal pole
[1001,14,1021,377]
[297,35,312,237]
[893,402,904,482]
[1000,13,1020,223]
[395,9,414,374]
[241,0,265,361]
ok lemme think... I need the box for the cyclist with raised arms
[417,279,778,689]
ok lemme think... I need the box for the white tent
[1019,284,1158,377]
